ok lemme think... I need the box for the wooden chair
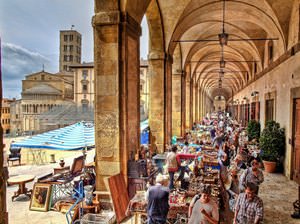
[7,147,21,166]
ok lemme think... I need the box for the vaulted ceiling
[121,0,298,100]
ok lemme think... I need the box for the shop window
[251,102,256,120]
[265,99,274,123]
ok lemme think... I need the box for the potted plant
[259,120,285,173]
[247,120,261,141]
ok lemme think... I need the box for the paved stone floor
[6,165,300,223]
[259,172,299,224]
[7,150,94,224]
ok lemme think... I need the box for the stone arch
[169,0,286,55]
[287,0,300,49]
[146,0,165,56]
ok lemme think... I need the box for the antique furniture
[128,169,158,199]
[38,155,85,203]
[54,166,70,174]
[7,174,35,201]
[29,183,52,212]
[7,147,21,166]
[72,201,97,222]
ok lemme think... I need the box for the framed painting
[29,183,52,212]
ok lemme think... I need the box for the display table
[7,174,35,201]
[128,190,190,222]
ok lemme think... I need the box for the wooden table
[7,175,35,201]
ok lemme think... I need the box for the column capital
[148,51,166,60]
[121,12,142,36]
[92,11,120,26]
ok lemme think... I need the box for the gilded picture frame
[29,183,52,212]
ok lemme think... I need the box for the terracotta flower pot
[263,160,277,173]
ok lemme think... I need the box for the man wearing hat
[145,174,170,224]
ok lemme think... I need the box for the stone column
[120,13,141,162]
[194,84,199,122]
[190,79,195,125]
[165,55,172,145]
[181,72,186,135]
[172,72,182,137]
[93,7,141,190]
[185,77,191,130]
[196,87,199,121]
[148,51,166,153]
[202,90,206,118]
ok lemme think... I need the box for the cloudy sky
[0,0,148,98]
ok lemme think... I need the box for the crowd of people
[146,112,265,224]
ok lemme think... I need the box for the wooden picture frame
[29,183,52,212]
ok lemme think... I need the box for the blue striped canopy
[11,122,95,150]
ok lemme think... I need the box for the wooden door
[251,102,256,120]
[255,102,260,121]
[293,99,300,184]
[265,99,274,123]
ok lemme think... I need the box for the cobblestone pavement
[7,150,95,224]
[259,172,299,224]
[6,162,300,223]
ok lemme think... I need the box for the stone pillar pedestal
[148,51,166,153]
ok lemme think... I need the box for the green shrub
[247,120,261,141]
[259,120,285,162]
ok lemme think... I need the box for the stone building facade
[19,71,74,133]
[70,62,94,109]
[140,59,149,121]
[9,99,22,136]
[70,60,149,117]
[59,30,82,72]
[1,98,15,134]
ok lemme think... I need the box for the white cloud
[2,42,57,98]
